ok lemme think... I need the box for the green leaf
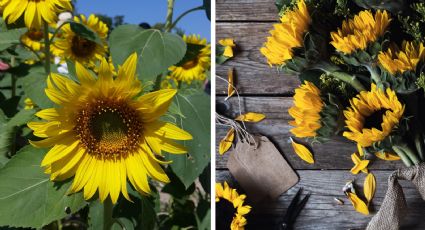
[167,92,210,188]
[196,209,211,230]
[0,28,27,51]
[203,0,211,20]
[162,169,195,199]
[69,21,103,45]
[0,145,87,228]
[21,65,54,109]
[109,25,186,85]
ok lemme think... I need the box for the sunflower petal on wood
[219,128,235,155]
[290,137,314,164]
[226,68,235,100]
[375,151,401,161]
[219,38,236,58]
[364,173,376,203]
[235,112,265,123]
[351,152,369,174]
[346,192,369,215]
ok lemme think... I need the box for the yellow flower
[28,53,192,204]
[169,34,211,84]
[216,182,251,230]
[24,98,35,110]
[378,41,425,75]
[343,84,404,147]
[288,81,324,137]
[260,0,310,66]
[0,0,72,29]
[160,75,179,89]
[21,30,48,52]
[330,10,391,54]
[219,38,236,57]
[51,14,108,68]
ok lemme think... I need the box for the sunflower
[21,30,46,51]
[216,182,251,230]
[330,10,391,54]
[288,81,324,138]
[0,0,72,29]
[343,84,404,147]
[51,14,108,68]
[260,0,311,66]
[168,34,211,84]
[28,53,192,203]
[378,41,425,75]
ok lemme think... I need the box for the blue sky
[75,0,211,39]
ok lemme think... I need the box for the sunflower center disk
[216,200,237,228]
[182,58,199,69]
[27,30,44,41]
[363,109,388,129]
[71,36,97,58]
[75,100,143,160]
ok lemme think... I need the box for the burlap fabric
[367,163,425,230]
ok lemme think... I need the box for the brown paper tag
[227,135,299,203]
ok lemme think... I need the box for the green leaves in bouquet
[353,0,406,14]
[109,25,186,87]
[0,28,27,52]
[0,145,87,228]
[69,21,103,46]
[167,91,211,188]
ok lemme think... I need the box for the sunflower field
[0,0,211,229]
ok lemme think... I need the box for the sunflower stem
[10,56,16,97]
[43,21,51,75]
[414,132,425,161]
[169,6,204,31]
[103,199,114,230]
[365,64,382,88]
[392,146,413,167]
[164,0,175,32]
[327,71,366,92]
[399,145,421,165]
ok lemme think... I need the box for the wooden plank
[216,96,404,170]
[216,0,278,21]
[216,170,425,230]
[216,22,301,95]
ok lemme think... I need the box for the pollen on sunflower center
[71,36,96,58]
[75,99,142,159]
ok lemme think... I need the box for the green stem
[364,64,382,87]
[10,56,16,97]
[43,21,51,75]
[392,146,413,167]
[154,74,163,91]
[327,71,366,92]
[399,145,421,165]
[103,199,114,230]
[164,0,175,32]
[49,21,69,44]
[168,6,204,31]
[414,132,425,161]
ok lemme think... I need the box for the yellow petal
[226,68,235,99]
[235,112,266,122]
[347,192,369,215]
[351,153,368,174]
[375,151,400,161]
[290,138,314,164]
[364,173,376,203]
[218,38,235,47]
[350,159,370,174]
[357,144,364,157]
[219,128,235,155]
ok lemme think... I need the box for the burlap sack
[367,163,425,230]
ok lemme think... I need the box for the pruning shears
[278,187,310,230]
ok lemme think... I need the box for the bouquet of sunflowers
[261,0,425,217]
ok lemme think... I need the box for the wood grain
[217,170,425,230]
[216,0,279,21]
[216,22,301,95]
[216,96,404,170]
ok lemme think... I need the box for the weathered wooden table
[215,1,425,229]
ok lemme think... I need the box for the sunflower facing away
[378,41,425,75]
[330,10,391,54]
[343,84,404,147]
[260,0,311,66]
[28,53,193,203]
[216,182,251,230]
[0,0,72,29]
[169,34,211,84]
[21,30,46,52]
[288,81,324,138]
[52,14,108,68]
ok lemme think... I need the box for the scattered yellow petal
[24,98,35,110]
[226,68,235,100]
[351,153,368,174]
[219,128,235,155]
[347,192,369,215]
[290,137,314,164]
[375,151,400,161]
[235,112,266,122]
[219,38,235,57]
[350,155,369,174]
[364,173,376,203]
[357,144,364,157]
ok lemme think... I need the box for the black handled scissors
[278,187,310,230]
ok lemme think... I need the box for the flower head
[260,0,310,66]
[21,29,48,52]
[288,81,324,138]
[0,0,72,29]
[378,41,425,75]
[343,84,404,147]
[330,10,391,54]
[216,182,251,230]
[28,53,192,203]
[169,34,211,84]
[52,14,108,67]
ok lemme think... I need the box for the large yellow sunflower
[216,182,251,230]
[288,81,324,138]
[330,10,391,54]
[0,0,72,29]
[28,53,192,203]
[168,34,211,84]
[260,0,311,66]
[378,41,425,75]
[52,14,108,67]
[343,84,404,147]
